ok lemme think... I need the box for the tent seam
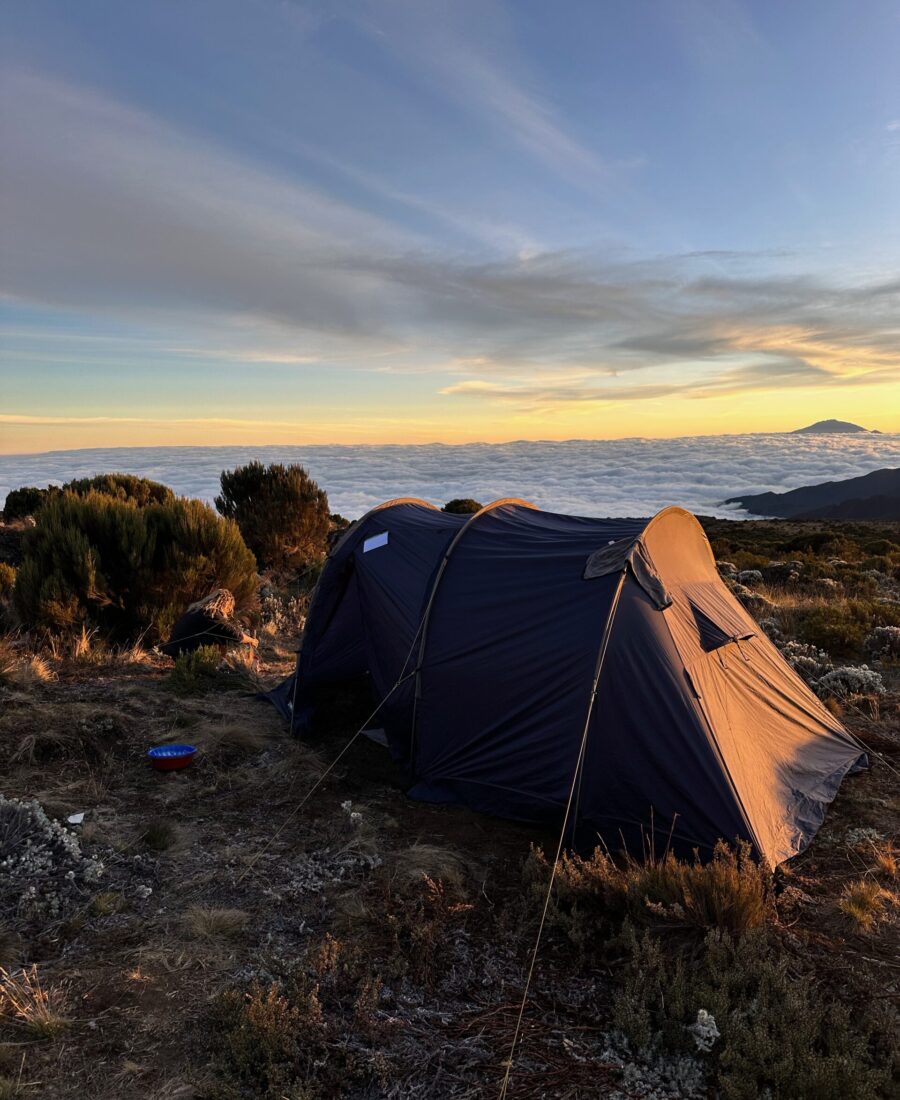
[655,582,767,861]
[408,497,539,770]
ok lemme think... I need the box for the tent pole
[571,566,627,848]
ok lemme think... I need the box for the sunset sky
[1,0,899,453]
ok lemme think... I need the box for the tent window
[683,581,756,654]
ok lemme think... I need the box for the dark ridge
[724,467,900,518]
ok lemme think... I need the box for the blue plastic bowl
[147,743,197,771]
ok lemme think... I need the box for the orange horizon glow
[2,380,899,454]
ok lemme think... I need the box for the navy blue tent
[270,498,864,866]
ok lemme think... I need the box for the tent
[269,498,865,867]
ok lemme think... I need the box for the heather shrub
[13,492,256,641]
[216,462,330,570]
[864,625,900,661]
[211,934,393,1097]
[814,665,885,700]
[442,498,483,514]
[791,600,900,657]
[167,645,225,695]
[614,925,891,1100]
[1,486,57,521]
[524,841,773,961]
[62,472,174,506]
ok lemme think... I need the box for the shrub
[814,665,885,700]
[13,492,256,642]
[0,565,14,600]
[791,600,900,657]
[442,498,483,514]
[524,841,773,961]
[864,625,900,661]
[167,645,224,695]
[614,926,890,1099]
[216,462,330,570]
[1,486,57,521]
[211,935,393,1097]
[62,472,174,507]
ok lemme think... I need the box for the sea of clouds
[1,435,898,520]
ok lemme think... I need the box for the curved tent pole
[288,497,439,733]
[408,498,538,767]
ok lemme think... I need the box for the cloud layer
[2,435,897,520]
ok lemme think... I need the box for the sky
[1,0,899,453]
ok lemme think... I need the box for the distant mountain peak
[791,419,876,434]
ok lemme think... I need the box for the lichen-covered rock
[0,796,104,923]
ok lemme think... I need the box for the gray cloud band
[2,71,898,405]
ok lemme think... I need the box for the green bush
[167,646,224,695]
[62,472,174,506]
[614,925,891,1099]
[0,564,15,599]
[216,462,330,571]
[524,841,773,960]
[792,599,900,657]
[1,486,58,521]
[13,492,256,641]
[442,498,483,514]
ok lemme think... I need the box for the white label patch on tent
[363,531,389,553]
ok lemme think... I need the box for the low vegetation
[0,499,897,1098]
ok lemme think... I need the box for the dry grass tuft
[193,719,272,760]
[386,842,471,895]
[139,817,180,852]
[90,891,125,917]
[184,906,249,940]
[838,879,887,930]
[870,841,898,879]
[0,700,127,765]
[71,625,97,661]
[0,966,70,1039]
[0,928,23,972]
[0,641,55,688]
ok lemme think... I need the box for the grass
[0,966,69,1040]
[385,842,472,895]
[192,719,272,760]
[0,645,55,689]
[837,879,888,930]
[89,892,125,917]
[0,700,126,765]
[139,817,180,851]
[0,928,22,972]
[184,907,250,940]
[870,840,898,878]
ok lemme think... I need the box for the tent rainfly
[269,499,865,867]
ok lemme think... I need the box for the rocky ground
[0,519,898,1099]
